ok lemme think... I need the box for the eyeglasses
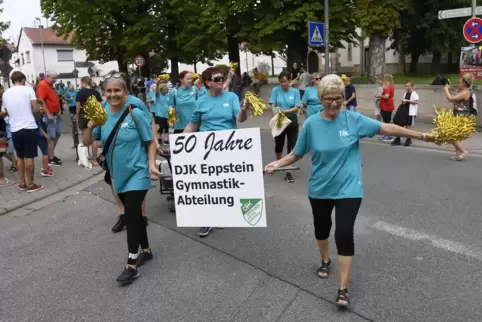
[103,72,125,80]
[210,76,225,83]
[323,97,344,104]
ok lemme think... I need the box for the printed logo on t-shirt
[289,96,294,100]
[223,102,230,107]
[121,122,130,128]
[339,129,349,137]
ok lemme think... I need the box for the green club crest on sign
[240,199,263,226]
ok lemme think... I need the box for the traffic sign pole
[473,0,477,17]
[324,0,329,75]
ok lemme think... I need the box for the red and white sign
[460,66,482,80]
[463,17,482,43]
[134,55,145,67]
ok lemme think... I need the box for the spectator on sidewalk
[0,71,43,192]
[343,76,357,112]
[376,74,395,142]
[392,81,419,146]
[4,116,18,173]
[36,71,63,166]
[298,66,312,98]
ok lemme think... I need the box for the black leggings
[274,122,298,154]
[308,197,362,256]
[118,189,149,265]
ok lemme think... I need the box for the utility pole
[324,0,330,74]
[473,0,477,17]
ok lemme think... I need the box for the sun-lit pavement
[0,132,481,322]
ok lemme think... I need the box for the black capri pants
[118,189,149,262]
[274,121,298,154]
[308,197,362,256]
[155,116,169,135]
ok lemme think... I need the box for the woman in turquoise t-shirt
[300,73,324,118]
[169,71,199,133]
[184,67,248,238]
[82,76,160,285]
[65,85,77,115]
[268,72,300,183]
[264,74,431,308]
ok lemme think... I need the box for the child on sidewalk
[376,74,395,142]
[374,77,383,122]
[4,116,17,173]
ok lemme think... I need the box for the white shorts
[374,107,381,116]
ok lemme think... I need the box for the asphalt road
[1,131,481,322]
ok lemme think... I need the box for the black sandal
[335,289,350,308]
[316,259,331,279]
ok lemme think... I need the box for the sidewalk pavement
[240,111,482,155]
[0,116,102,215]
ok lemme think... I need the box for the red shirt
[36,80,60,114]
[379,85,395,112]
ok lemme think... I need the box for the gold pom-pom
[83,96,107,126]
[192,73,201,80]
[244,91,266,117]
[168,107,179,126]
[229,62,238,70]
[424,106,477,144]
[158,74,170,81]
[276,110,288,128]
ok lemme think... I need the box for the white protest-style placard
[169,128,266,227]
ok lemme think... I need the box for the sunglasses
[315,78,321,80]
[210,76,225,83]
[103,72,126,80]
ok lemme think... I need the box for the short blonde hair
[317,74,345,100]
[461,73,474,88]
[311,72,322,86]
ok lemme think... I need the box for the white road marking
[372,221,482,261]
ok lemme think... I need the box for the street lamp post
[324,0,330,75]
[36,19,47,74]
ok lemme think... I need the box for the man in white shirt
[0,71,43,192]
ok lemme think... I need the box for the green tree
[356,0,407,82]
[0,0,9,35]
[41,0,160,73]
[237,0,357,72]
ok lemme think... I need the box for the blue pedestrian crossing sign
[308,21,325,46]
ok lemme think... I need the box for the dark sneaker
[137,250,153,267]
[143,216,148,227]
[404,138,412,146]
[116,266,139,284]
[18,184,27,191]
[27,184,44,193]
[49,158,63,166]
[391,137,401,146]
[198,227,213,237]
[111,215,126,233]
[284,172,294,183]
[9,165,17,173]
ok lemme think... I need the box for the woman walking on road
[82,76,160,284]
[269,72,301,183]
[443,73,475,160]
[264,74,432,307]
[299,73,324,119]
[170,71,200,134]
[183,67,248,238]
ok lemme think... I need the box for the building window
[57,50,74,61]
[21,53,24,65]
[347,44,353,62]
[26,51,31,63]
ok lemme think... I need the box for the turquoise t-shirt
[198,86,208,97]
[293,111,381,199]
[190,90,240,132]
[269,86,300,122]
[93,102,153,194]
[128,95,152,122]
[148,91,160,116]
[65,89,77,107]
[169,86,199,130]
[157,93,169,118]
[302,86,324,117]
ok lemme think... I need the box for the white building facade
[9,27,118,87]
